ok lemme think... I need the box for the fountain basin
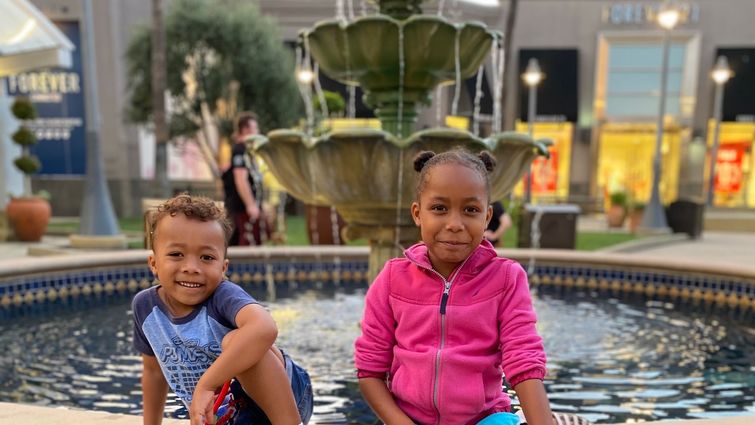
[253,128,548,228]
[0,248,752,423]
[304,14,497,131]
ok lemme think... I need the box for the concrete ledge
[0,402,183,425]
[69,234,129,249]
[598,233,689,253]
[1,402,752,425]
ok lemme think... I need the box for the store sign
[714,143,747,193]
[530,148,559,193]
[602,2,700,25]
[4,21,86,175]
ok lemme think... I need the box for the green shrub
[11,127,37,146]
[609,191,628,207]
[13,156,41,174]
[11,98,36,120]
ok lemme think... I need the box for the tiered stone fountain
[252,0,548,280]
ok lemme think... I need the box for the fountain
[252,0,548,279]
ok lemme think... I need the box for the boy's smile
[411,163,492,279]
[148,213,229,317]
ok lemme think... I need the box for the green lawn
[47,215,636,251]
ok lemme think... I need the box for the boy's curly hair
[149,194,233,251]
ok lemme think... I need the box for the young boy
[132,194,312,425]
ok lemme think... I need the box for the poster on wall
[714,143,747,193]
[4,21,86,175]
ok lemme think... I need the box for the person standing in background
[484,200,512,247]
[222,112,268,246]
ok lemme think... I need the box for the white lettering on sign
[28,117,83,142]
[602,2,700,25]
[7,72,81,95]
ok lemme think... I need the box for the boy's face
[148,213,229,317]
[411,163,492,278]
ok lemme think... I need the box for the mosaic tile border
[0,247,753,318]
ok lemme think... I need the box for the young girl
[354,150,554,425]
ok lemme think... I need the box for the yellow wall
[597,123,682,206]
[705,121,755,207]
[513,121,573,202]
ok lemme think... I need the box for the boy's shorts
[215,351,313,425]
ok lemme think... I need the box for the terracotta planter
[628,209,645,234]
[606,205,626,228]
[6,197,51,242]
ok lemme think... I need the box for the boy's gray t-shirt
[132,280,257,405]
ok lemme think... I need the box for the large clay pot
[6,197,51,242]
[606,204,626,228]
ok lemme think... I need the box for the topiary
[10,97,42,194]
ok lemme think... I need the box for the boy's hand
[189,386,216,425]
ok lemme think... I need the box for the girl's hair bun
[413,151,436,172]
[478,150,496,173]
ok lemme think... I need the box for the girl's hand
[189,385,216,425]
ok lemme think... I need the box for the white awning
[0,0,74,77]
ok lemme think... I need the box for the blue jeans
[218,351,313,425]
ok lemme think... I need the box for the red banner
[714,143,747,193]
[530,148,558,193]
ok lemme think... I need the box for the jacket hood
[403,239,499,276]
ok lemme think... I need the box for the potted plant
[5,97,51,242]
[606,190,627,228]
[628,201,645,234]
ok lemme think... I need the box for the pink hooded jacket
[354,240,546,425]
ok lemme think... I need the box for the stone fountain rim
[300,13,501,39]
[254,128,550,155]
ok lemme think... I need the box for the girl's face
[411,163,493,279]
[147,214,229,317]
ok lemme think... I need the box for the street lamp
[706,55,733,206]
[522,58,544,203]
[641,2,680,232]
[296,68,315,84]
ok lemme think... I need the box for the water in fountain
[314,63,330,119]
[336,0,345,20]
[394,23,407,249]
[527,206,544,276]
[348,85,356,119]
[435,85,444,126]
[491,36,503,133]
[296,45,315,135]
[451,29,461,117]
[472,65,484,136]
[347,0,355,19]
[330,206,341,245]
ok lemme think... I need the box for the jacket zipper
[429,258,470,425]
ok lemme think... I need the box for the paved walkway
[3,215,754,267]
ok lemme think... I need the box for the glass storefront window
[605,43,686,120]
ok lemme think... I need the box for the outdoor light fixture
[641,1,680,232]
[711,56,733,85]
[522,58,544,203]
[707,55,733,206]
[296,68,314,84]
[657,5,680,30]
[523,58,544,88]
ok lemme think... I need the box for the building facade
[9,0,755,216]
